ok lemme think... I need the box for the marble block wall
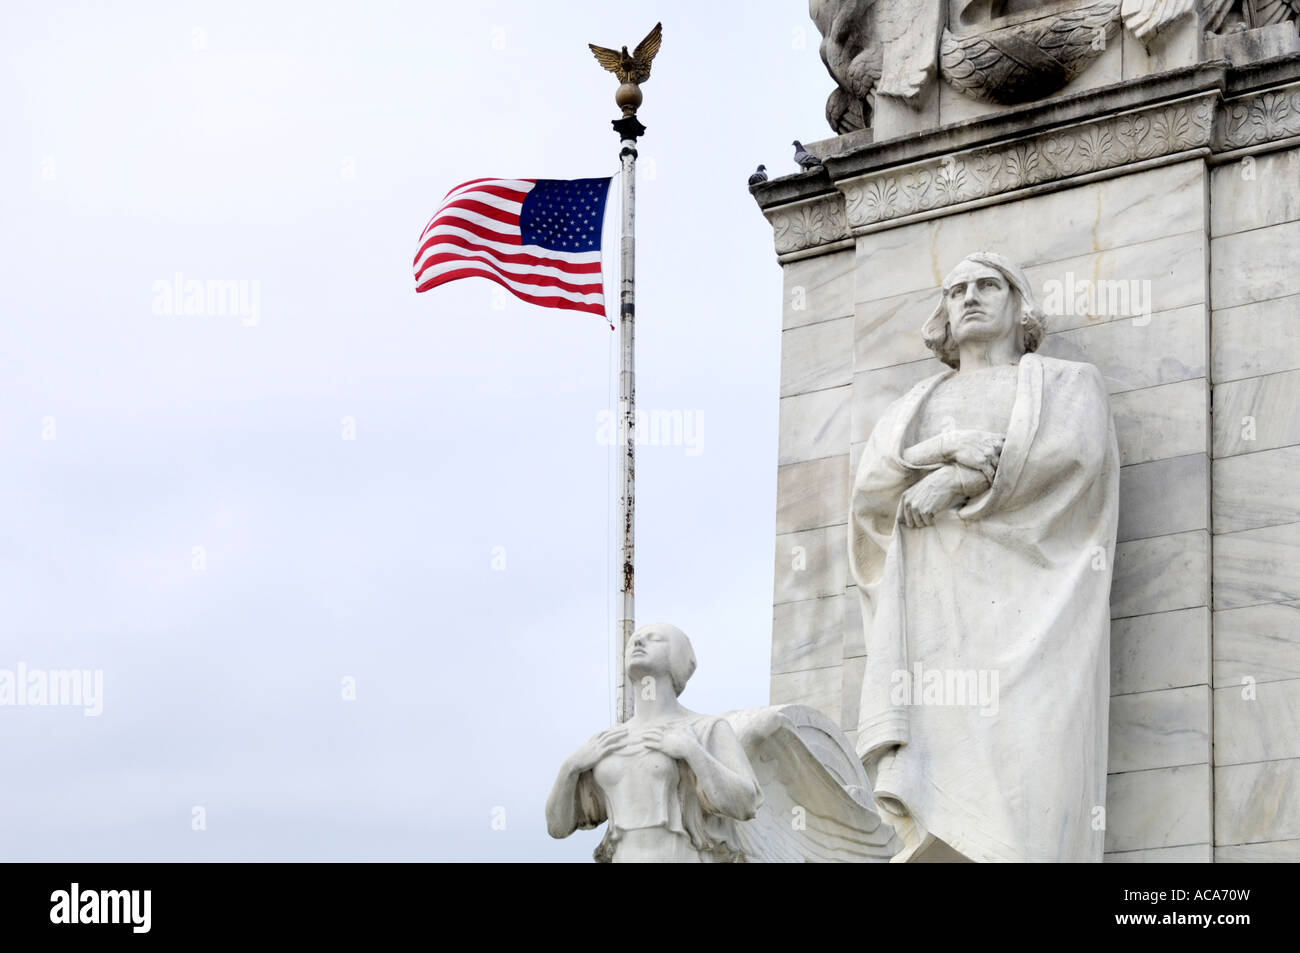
[756,58,1300,862]
[1208,145,1300,863]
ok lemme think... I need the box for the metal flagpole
[614,117,641,724]
[588,23,660,723]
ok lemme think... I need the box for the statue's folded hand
[899,466,968,528]
[565,725,629,773]
[641,724,698,760]
[951,464,991,501]
[943,430,1004,482]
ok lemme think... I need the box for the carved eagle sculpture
[810,0,883,135]
[588,22,663,85]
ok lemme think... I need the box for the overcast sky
[0,0,832,861]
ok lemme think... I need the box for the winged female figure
[546,622,899,862]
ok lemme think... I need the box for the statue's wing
[630,22,663,82]
[1254,0,1300,24]
[1120,0,1199,42]
[938,35,1003,101]
[588,44,626,81]
[814,0,883,96]
[718,705,900,863]
[1202,0,1237,31]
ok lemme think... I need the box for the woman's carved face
[943,262,1018,349]
[626,623,695,697]
[627,625,673,678]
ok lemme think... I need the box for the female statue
[546,623,900,863]
[545,623,762,863]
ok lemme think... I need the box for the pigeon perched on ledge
[792,140,824,171]
[748,164,768,186]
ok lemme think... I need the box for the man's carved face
[943,261,1018,350]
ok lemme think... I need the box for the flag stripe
[416,249,602,290]
[422,211,523,246]
[433,197,521,228]
[444,178,536,200]
[443,185,530,207]
[442,176,497,198]
[424,191,525,229]
[417,260,603,300]
[413,231,601,274]
[416,253,603,295]
[417,266,606,315]
[421,184,532,238]
[419,199,523,243]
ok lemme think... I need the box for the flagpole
[612,112,644,724]
[589,23,660,724]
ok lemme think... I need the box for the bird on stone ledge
[792,140,824,172]
[748,164,768,186]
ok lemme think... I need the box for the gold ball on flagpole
[615,82,643,117]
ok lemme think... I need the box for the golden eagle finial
[589,22,662,116]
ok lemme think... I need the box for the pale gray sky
[0,0,831,860]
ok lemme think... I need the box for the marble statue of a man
[849,251,1119,862]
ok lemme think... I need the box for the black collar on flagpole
[612,115,647,159]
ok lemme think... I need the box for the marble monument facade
[754,36,1300,860]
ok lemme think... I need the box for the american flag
[413,176,613,319]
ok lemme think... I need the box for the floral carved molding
[1216,83,1300,150]
[767,85,1300,256]
[840,94,1217,232]
[767,194,850,256]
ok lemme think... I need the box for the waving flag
[413,176,613,319]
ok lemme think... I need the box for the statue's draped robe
[850,354,1119,862]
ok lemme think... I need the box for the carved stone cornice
[1215,82,1300,150]
[840,92,1215,229]
[752,56,1300,258]
[764,192,851,257]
